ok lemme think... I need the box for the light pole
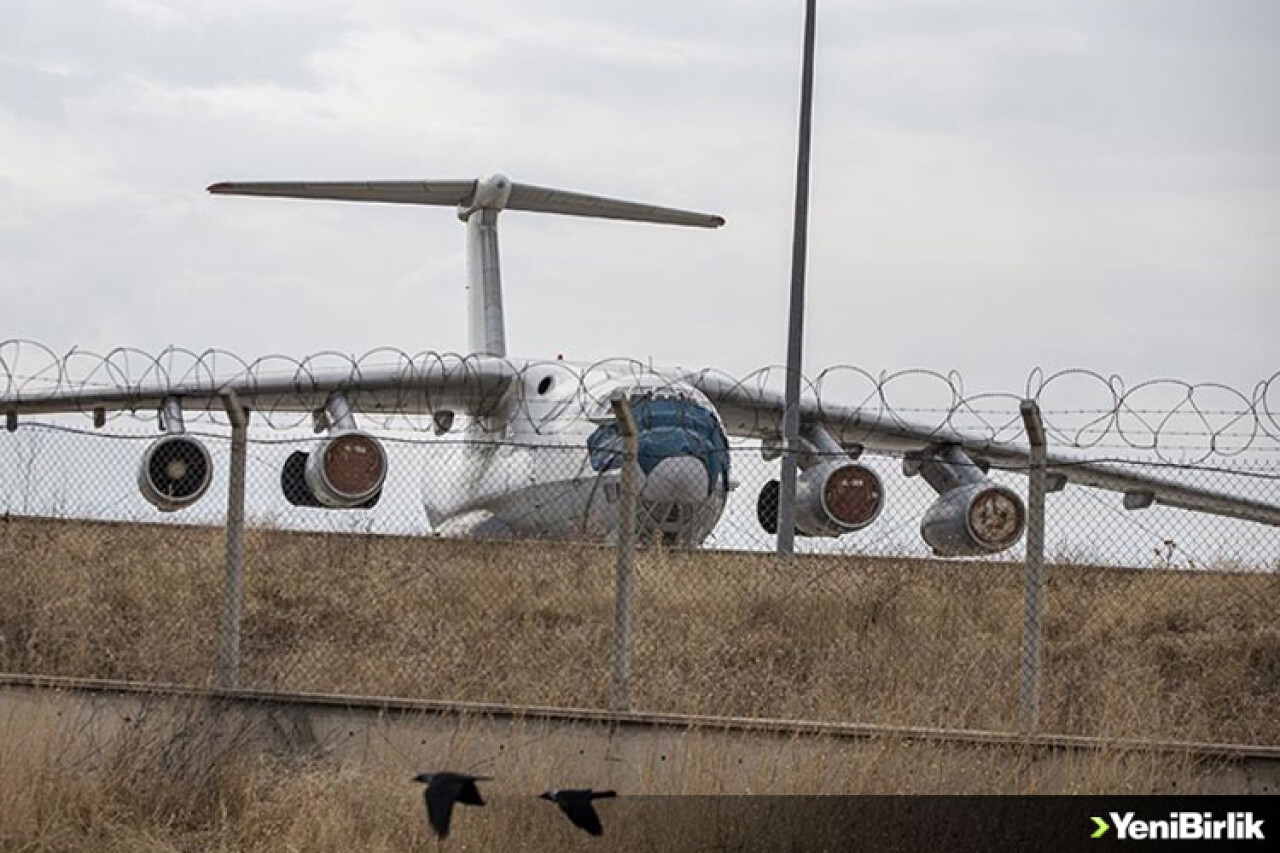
[776,0,818,557]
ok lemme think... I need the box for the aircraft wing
[0,354,517,421]
[685,371,1280,528]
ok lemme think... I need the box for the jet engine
[138,398,213,512]
[907,444,1026,557]
[306,431,387,507]
[757,460,885,538]
[281,393,386,509]
[920,481,1025,557]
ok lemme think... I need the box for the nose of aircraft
[640,455,711,504]
[587,394,731,501]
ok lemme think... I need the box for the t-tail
[207,175,724,357]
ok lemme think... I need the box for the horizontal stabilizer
[207,180,476,206]
[506,182,723,227]
[208,176,724,228]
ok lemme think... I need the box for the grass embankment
[2,516,1274,848]
[1,515,1277,745]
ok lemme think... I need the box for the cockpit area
[587,391,731,543]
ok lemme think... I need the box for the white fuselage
[423,360,730,545]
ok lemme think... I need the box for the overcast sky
[2,0,1277,409]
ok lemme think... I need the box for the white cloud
[0,0,1274,394]
[0,108,123,210]
[104,0,190,30]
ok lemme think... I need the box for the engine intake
[138,434,213,512]
[757,461,884,538]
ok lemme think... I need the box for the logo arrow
[1091,816,1110,839]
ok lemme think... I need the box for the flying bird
[540,788,618,836]
[412,771,491,839]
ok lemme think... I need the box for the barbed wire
[2,340,1277,463]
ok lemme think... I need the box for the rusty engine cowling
[920,481,1026,557]
[281,431,387,509]
[757,460,885,537]
[907,444,1026,557]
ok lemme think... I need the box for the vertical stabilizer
[457,175,514,357]
[465,208,507,356]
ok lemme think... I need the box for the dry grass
[1,507,1270,848]
[1,515,1278,747]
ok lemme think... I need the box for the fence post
[610,391,638,712]
[1019,399,1047,732]
[218,391,248,690]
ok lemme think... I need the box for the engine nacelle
[137,434,213,512]
[921,482,1026,557]
[283,431,386,509]
[757,461,885,538]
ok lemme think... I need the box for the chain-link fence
[2,411,1276,747]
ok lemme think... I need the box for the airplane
[3,173,1278,554]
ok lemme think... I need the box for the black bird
[412,771,491,839]
[540,788,617,836]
